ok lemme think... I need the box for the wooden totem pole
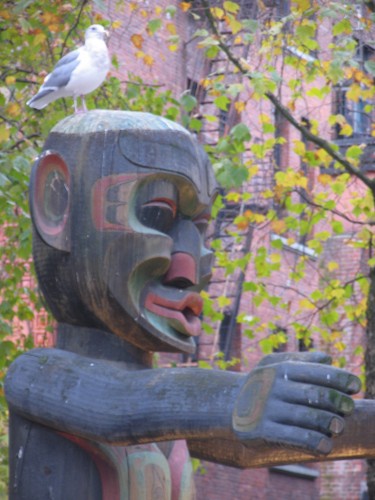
[5,110,375,499]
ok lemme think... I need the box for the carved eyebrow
[143,198,177,218]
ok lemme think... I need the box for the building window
[187,77,206,105]
[334,85,371,137]
[298,336,314,352]
[219,311,233,360]
[333,42,375,139]
[271,327,288,353]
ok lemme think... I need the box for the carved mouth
[145,289,203,337]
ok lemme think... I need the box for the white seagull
[27,25,110,113]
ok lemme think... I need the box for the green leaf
[332,18,352,36]
[180,94,197,112]
[365,60,375,77]
[346,145,363,160]
[223,1,240,14]
[205,45,220,59]
[242,19,258,32]
[230,123,251,142]
[214,95,230,111]
[147,18,163,34]
[165,5,177,17]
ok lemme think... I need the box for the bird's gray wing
[43,48,82,89]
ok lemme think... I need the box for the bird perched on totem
[27,24,110,113]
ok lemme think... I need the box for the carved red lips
[145,289,203,337]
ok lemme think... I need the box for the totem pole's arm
[5,348,367,467]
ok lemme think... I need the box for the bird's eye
[138,200,176,233]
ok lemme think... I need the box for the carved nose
[163,252,197,288]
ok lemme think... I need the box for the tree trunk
[365,263,375,496]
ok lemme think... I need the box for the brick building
[26,1,374,498]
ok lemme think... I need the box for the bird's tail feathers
[27,87,65,109]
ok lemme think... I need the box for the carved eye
[138,200,176,233]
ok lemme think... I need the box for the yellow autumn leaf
[262,189,274,199]
[253,213,266,223]
[200,78,211,88]
[297,174,308,189]
[317,173,331,185]
[353,69,365,82]
[226,192,241,202]
[346,83,361,103]
[211,7,224,19]
[339,123,353,137]
[248,165,259,176]
[316,148,332,167]
[131,34,144,49]
[169,44,178,52]
[327,261,339,272]
[41,12,60,25]
[112,20,122,29]
[5,76,16,85]
[293,0,312,11]
[259,113,271,124]
[236,218,248,230]
[33,33,47,46]
[225,15,242,35]
[140,9,148,17]
[269,253,281,264]
[155,6,163,15]
[287,100,296,111]
[293,139,306,157]
[334,341,346,352]
[271,219,287,234]
[143,54,154,66]
[166,22,176,35]
[299,298,315,310]
[129,2,138,12]
[180,2,191,12]
[0,126,10,143]
[7,102,21,117]
[234,101,246,112]
[135,50,145,59]
[345,67,354,79]
[0,10,11,19]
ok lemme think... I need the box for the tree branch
[295,188,375,226]
[199,0,375,191]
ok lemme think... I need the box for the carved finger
[258,351,331,367]
[280,382,355,415]
[276,362,361,395]
[270,401,346,436]
[260,421,334,456]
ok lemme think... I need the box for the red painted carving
[91,173,147,231]
[145,289,203,337]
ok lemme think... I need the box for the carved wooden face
[30,112,217,353]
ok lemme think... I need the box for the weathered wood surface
[188,400,375,468]
[6,347,374,469]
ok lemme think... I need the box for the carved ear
[29,150,71,252]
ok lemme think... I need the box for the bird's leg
[81,97,88,112]
[73,97,79,114]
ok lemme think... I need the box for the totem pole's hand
[232,351,361,455]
